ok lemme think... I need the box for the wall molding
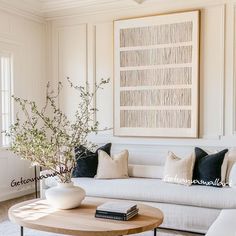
[220,4,226,136]
[0,36,22,46]
[198,4,226,138]
[233,4,236,135]
[56,23,88,83]
[87,24,97,124]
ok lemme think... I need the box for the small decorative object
[114,11,200,138]
[5,77,109,209]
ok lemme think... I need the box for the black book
[95,209,139,221]
[96,208,138,217]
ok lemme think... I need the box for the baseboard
[0,187,35,202]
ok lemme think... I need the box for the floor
[0,194,204,236]
[0,194,35,223]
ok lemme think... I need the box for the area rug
[0,220,200,236]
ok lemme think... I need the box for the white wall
[2,0,236,201]
[46,0,236,165]
[0,9,46,201]
[0,0,235,202]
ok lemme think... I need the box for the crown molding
[43,5,141,21]
[40,0,134,13]
[42,0,229,21]
[0,1,44,23]
[0,0,234,23]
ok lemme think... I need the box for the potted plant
[5,77,109,209]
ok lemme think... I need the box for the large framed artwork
[114,10,200,138]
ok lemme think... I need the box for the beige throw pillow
[96,150,129,179]
[221,151,229,184]
[226,148,236,184]
[229,163,236,188]
[163,152,195,186]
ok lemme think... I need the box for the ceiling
[0,0,151,19]
[39,0,147,12]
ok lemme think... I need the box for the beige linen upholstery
[226,148,236,184]
[96,150,129,179]
[163,152,195,186]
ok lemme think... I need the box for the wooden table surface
[8,197,164,236]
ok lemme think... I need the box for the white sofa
[40,166,236,235]
[206,210,236,236]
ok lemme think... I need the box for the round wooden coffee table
[8,197,163,236]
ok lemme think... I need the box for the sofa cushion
[128,164,164,179]
[52,178,236,209]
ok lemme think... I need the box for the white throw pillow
[229,163,236,188]
[96,150,129,179]
[163,152,195,186]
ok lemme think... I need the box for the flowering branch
[5,77,110,183]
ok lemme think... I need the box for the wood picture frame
[114,10,200,138]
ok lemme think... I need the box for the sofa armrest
[206,210,236,236]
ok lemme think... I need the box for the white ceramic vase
[45,182,86,209]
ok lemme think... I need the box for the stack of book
[95,201,139,221]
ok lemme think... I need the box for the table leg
[154,228,157,236]
[20,226,24,236]
[34,166,37,198]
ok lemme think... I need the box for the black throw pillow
[72,143,112,178]
[192,147,228,187]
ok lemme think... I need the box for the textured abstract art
[114,11,200,138]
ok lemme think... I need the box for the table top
[8,197,163,236]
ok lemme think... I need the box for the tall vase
[45,182,86,209]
